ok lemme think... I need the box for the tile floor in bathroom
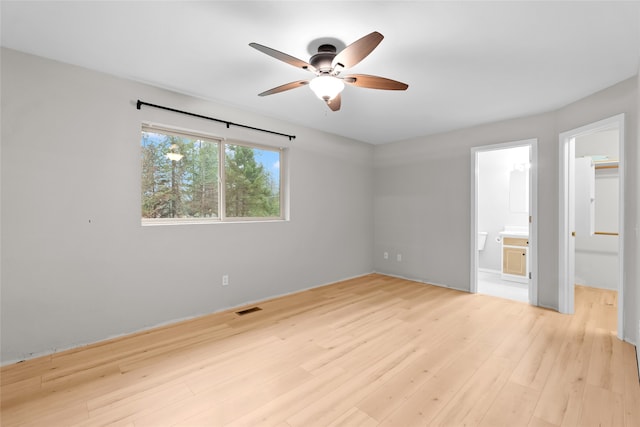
[477,269,528,303]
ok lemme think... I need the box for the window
[224,143,281,218]
[141,125,285,224]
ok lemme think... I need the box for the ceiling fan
[249,31,408,111]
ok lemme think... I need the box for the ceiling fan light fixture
[165,152,184,161]
[309,75,344,101]
[251,31,407,112]
[165,144,184,161]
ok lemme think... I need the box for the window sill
[141,217,288,226]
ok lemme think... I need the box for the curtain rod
[136,100,296,141]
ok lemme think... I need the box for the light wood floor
[2,274,639,426]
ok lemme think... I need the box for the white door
[567,138,576,314]
[558,114,624,339]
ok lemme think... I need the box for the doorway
[470,139,538,305]
[559,114,624,339]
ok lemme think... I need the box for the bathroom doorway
[470,139,538,304]
[559,114,624,339]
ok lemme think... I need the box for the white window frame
[141,123,288,225]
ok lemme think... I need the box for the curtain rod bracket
[135,99,295,141]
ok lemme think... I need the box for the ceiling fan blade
[258,80,309,96]
[249,43,316,72]
[327,93,341,111]
[332,31,384,69]
[343,74,408,90]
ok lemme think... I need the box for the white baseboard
[1,271,377,367]
[373,271,470,293]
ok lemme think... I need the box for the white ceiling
[2,1,639,144]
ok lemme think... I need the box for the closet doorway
[559,114,624,339]
[470,139,538,305]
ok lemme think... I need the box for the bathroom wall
[574,130,619,290]
[478,146,530,272]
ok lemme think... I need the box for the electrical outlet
[384,252,389,260]
[397,253,402,262]
[222,275,229,286]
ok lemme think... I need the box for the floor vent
[235,306,262,316]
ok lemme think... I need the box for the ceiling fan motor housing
[310,44,337,73]
[250,31,407,112]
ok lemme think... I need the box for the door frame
[470,139,538,305]
[558,113,625,340]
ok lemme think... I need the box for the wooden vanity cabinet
[501,237,528,282]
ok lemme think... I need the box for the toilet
[478,232,488,251]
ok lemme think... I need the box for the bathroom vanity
[500,227,529,283]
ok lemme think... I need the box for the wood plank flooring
[1,274,639,426]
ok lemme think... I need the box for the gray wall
[373,78,638,344]
[374,113,556,294]
[0,49,374,364]
[2,47,639,364]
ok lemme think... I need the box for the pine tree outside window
[141,125,286,224]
